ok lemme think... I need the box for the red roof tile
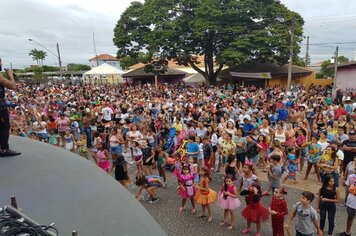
[89,54,118,61]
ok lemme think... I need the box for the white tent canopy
[83,63,125,75]
[83,63,125,84]
[183,73,221,83]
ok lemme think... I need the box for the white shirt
[336,149,344,161]
[33,121,47,134]
[102,107,113,121]
[346,174,356,209]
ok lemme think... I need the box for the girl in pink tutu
[218,175,241,230]
[178,163,196,214]
[95,142,111,173]
[241,181,269,236]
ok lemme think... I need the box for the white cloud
[0,0,355,69]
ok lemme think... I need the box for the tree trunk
[187,56,224,86]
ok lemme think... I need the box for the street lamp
[28,39,63,80]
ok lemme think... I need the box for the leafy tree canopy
[24,65,59,72]
[67,63,91,71]
[316,56,349,79]
[28,49,47,66]
[119,52,151,69]
[113,0,304,84]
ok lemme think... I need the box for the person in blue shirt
[242,118,255,137]
[186,135,200,161]
[277,104,288,122]
[286,98,294,109]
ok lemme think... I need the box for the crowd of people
[5,80,356,236]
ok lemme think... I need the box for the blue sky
[1,0,356,69]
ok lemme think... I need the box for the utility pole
[93,31,99,67]
[333,46,338,89]
[287,26,294,92]
[56,43,63,80]
[305,36,310,66]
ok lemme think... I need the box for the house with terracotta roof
[308,61,324,73]
[89,54,121,69]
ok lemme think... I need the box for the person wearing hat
[0,68,20,156]
[342,131,356,174]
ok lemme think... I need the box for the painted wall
[268,71,332,88]
[336,67,356,91]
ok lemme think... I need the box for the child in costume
[155,145,168,186]
[239,160,258,203]
[194,166,217,222]
[77,134,88,159]
[269,187,288,236]
[95,142,111,173]
[132,141,143,174]
[304,136,321,182]
[112,154,130,188]
[282,146,298,184]
[241,181,269,236]
[218,175,241,230]
[172,154,182,188]
[178,163,196,214]
[188,155,199,184]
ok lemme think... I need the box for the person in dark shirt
[0,68,20,157]
[342,131,356,172]
[202,136,213,171]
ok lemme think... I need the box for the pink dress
[178,173,196,199]
[172,161,182,178]
[97,150,111,173]
[218,184,241,210]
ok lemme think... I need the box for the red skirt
[241,202,269,223]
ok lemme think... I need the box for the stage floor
[0,136,166,236]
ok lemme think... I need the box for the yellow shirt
[172,123,183,132]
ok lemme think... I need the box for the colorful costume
[194,177,217,205]
[172,160,182,178]
[286,153,297,179]
[178,173,196,199]
[270,196,288,236]
[218,184,241,210]
[241,191,269,223]
[77,139,88,156]
[97,150,111,173]
[307,143,321,164]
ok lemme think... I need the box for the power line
[308,52,355,55]
[303,28,335,49]
[304,13,356,20]
[301,41,356,45]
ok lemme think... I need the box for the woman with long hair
[316,175,340,236]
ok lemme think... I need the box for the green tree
[67,63,91,71]
[113,0,304,85]
[29,49,47,66]
[119,52,151,70]
[294,56,307,67]
[316,56,350,79]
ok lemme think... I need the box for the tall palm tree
[29,49,47,66]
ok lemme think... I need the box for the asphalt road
[124,155,350,236]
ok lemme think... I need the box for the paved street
[124,156,350,236]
